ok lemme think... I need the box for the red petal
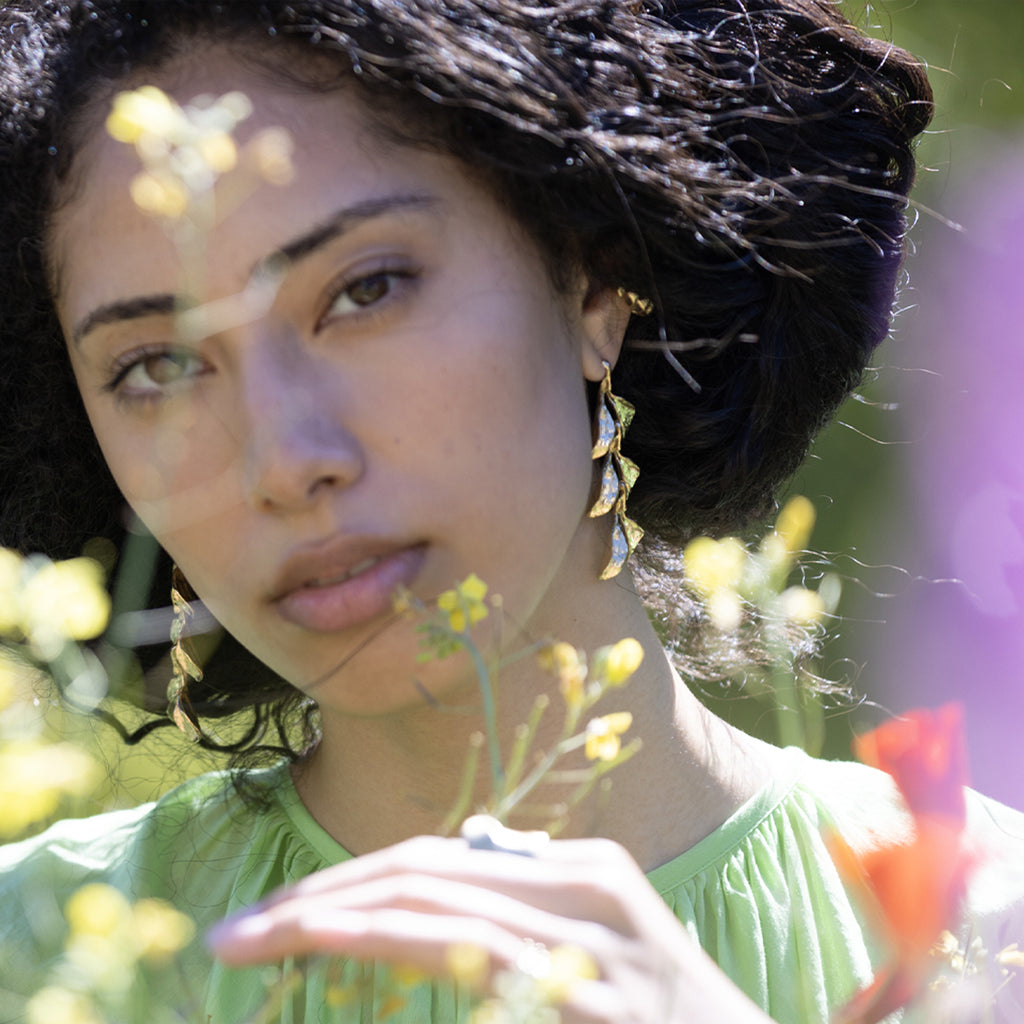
[853,704,968,823]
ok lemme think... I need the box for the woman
[1,1,1021,1021]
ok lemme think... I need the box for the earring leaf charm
[589,361,644,579]
[168,568,203,742]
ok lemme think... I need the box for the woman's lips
[273,543,427,633]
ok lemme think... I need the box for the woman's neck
[291,579,771,870]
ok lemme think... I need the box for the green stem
[770,635,804,750]
[440,734,482,836]
[494,731,584,819]
[465,638,503,792]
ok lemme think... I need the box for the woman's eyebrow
[71,191,441,348]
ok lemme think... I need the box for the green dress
[2,748,1022,1023]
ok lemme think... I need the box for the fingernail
[206,913,270,949]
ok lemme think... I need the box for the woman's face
[49,50,625,714]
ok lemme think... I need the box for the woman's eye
[322,269,411,323]
[109,349,206,398]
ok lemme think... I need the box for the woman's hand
[207,832,775,1023]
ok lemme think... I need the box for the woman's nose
[239,345,364,514]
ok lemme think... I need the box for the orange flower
[835,705,976,1024]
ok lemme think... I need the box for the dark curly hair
[0,0,932,760]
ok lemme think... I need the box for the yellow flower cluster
[538,637,643,712]
[437,573,490,634]
[463,940,599,1023]
[0,737,98,840]
[106,85,294,221]
[682,495,836,632]
[25,884,195,1024]
[584,711,634,762]
[107,85,249,218]
[0,548,110,656]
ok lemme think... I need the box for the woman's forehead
[48,51,396,303]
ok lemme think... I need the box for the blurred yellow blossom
[26,986,103,1024]
[20,557,110,643]
[585,712,633,761]
[683,536,745,600]
[249,126,296,185]
[195,131,238,174]
[998,944,1024,970]
[106,85,184,144]
[539,641,587,709]
[391,963,430,988]
[447,942,490,988]
[780,586,825,626]
[774,494,816,555]
[107,85,264,222]
[437,574,489,633]
[537,944,600,1003]
[130,170,190,218]
[132,898,196,963]
[707,589,743,632]
[0,740,99,839]
[324,983,359,1008]
[65,883,133,940]
[590,637,644,687]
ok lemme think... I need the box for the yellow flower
[391,585,416,616]
[779,586,825,625]
[65,883,133,940]
[584,712,633,761]
[106,85,184,144]
[998,943,1024,970]
[196,131,238,174]
[130,169,190,218]
[377,994,409,1020]
[133,898,196,963]
[590,637,644,687]
[391,963,430,988]
[539,641,587,710]
[707,589,743,631]
[446,942,490,988]
[774,495,816,555]
[437,574,489,633]
[250,126,296,185]
[537,944,600,1004]
[683,536,746,599]
[21,556,110,644]
[0,741,99,839]
[931,930,960,960]
[26,987,103,1024]
[325,984,359,1008]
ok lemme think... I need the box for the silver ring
[461,814,550,857]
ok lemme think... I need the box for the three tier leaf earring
[589,360,644,579]
[168,565,203,742]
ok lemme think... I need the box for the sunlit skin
[47,47,778,1021]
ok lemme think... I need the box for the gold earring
[616,287,654,318]
[589,361,644,579]
[168,565,203,742]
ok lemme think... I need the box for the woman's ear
[577,283,632,383]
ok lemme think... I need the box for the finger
[208,873,608,968]
[254,834,644,932]
[271,834,632,898]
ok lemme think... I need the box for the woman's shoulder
[0,769,238,897]
[0,761,339,911]
[798,752,1024,903]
